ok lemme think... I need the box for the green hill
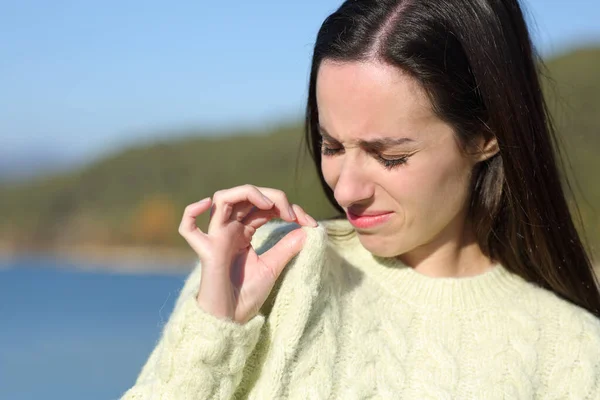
[0,125,336,251]
[1,46,599,260]
[542,47,600,257]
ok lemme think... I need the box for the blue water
[0,255,193,400]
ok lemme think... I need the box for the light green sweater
[121,219,600,399]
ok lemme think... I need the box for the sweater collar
[321,218,531,312]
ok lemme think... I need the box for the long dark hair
[303,0,600,318]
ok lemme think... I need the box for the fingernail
[288,205,297,220]
[198,197,210,204]
[307,214,318,227]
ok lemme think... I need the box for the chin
[356,232,403,258]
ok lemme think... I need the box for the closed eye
[320,140,409,171]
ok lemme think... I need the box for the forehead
[316,60,438,140]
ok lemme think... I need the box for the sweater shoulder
[515,282,600,332]
[252,220,330,318]
[519,285,600,397]
[516,283,600,365]
[511,281,600,341]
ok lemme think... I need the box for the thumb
[259,228,307,281]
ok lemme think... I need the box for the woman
[122,0,600,398]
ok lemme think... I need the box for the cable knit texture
[121,219,600,399]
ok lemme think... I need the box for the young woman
[122,0,600,398]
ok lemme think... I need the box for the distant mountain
[0,147,81,184]
[0,124,277,185]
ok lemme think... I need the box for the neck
[323,218,529,311]
[396,214,494,278]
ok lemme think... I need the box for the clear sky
[1,0,599,166]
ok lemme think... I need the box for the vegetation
[541,47,600,259]
[0,46,598,262]
[0,125,336,252]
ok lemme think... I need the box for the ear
[471,135,499,163]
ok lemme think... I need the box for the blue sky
[1,0,599,167]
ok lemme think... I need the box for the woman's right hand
[178,185,318,324]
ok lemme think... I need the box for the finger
[178,198,212,257]
[179,198,212,233]
[240,203,317,229]
[291,204,318,227]
[254,187,297,221]
[208,185,275,231]
[241,208,281,230]
[259,228,307,282]
[230,203,257,222]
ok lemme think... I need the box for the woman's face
[317,60,484,261]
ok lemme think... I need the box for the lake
[0,254,193,400]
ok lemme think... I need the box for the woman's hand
[178,185,318,324]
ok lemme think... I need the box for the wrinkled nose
[333,158,375,209]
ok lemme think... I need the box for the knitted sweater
[121,219,600,399]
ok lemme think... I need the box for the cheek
[395,152,472,224]
[321,158,338,189]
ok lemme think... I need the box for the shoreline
[1,242,598,278]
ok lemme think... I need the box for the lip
[346,210,393,229]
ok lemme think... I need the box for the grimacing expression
[316,60,490,259]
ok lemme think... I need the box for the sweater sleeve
[119,221,297,400]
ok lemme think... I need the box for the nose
[333,157,375,209]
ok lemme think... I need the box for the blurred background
[0,1,599,398]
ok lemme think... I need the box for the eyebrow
[319,127,415,150]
